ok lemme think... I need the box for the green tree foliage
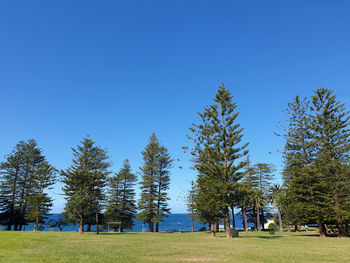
[249,163,275,230]
[269,184,284,231]
[250,163,275,193]
[281,89,350,237]
[281,96,316,229]
[185,180,197,232]
[25,161,57,231]
[62,137,111,235]
[0,139,53,231]
[311,88,350,236]
[189,84,248,238]
[155,144,172,232]
[136,133,172,232]
[235,182,254,231]
[252,188,265,232]
[105,159,137,232]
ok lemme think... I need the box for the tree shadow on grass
[255,235,283,239]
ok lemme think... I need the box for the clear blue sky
[1,0,349,213]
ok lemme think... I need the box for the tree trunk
[345,223,349,234]
[243,207,248,231]
[34,214,39,231]
[96,212,99,235]
[230,206,235,229]
[224,207,232,238]
[278,207,283,231]
[256,203,261,232]
[149,222,154,232]
[253,206,257,230]
[210,223,216,238]
[79,215,84,235]
[287,225,291,232]
[87,223,91,232]
[261,207,265,230]
[156,222,159,232]
[336,223,345,237]
[318,222,327,237]
[294,224,298,232]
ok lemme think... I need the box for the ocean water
[1,213,252,232]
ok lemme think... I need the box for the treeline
[1,85,349,238]
[186,85,350,238]
[0,134,172,234]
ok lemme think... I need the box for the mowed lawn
[0,230,349,263]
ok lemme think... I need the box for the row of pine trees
[0,134,172,234]
[186,85,350,238]
[1,85,349,237]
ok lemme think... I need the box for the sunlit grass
[0,230,349,262]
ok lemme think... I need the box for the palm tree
[252,189,265,231]
[270,184,284,231]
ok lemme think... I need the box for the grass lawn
[0,230,349,263]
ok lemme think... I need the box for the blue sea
[1,213,252,232]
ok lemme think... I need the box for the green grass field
[0,230,349,263]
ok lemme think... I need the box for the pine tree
[0,143,24,230]
[105,159,137,232]
[281,93,346,237]
[281,95,324,233]
[17,140,45,230]
[189,84,248,238]
[62,137,111,235]
[310,88,350,236]
[185,180,196,232]
[251,163,275,193]
[188,106,222,237]
[155,145,172,232]
[137,133,172,232]
[0,139,53,231]
[25,160,56,231]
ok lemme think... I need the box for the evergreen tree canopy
[281,89,350,236]
[105,159,137,232]
[189,84,248,238]
[136,133,172,232]
[62,137,111,234]
[0,139,55,231]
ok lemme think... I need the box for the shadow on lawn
[255,235,283,239]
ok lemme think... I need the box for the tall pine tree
[136,133,172,232]
[62,137,111,235]
[189,84,248,238]
[105,159,137,232]
[310,88,350,236]
[0,139,54,231]
[26,161,57,231]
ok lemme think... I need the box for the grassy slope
[0,230,349,263]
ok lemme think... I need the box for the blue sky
[1,0,350,213]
